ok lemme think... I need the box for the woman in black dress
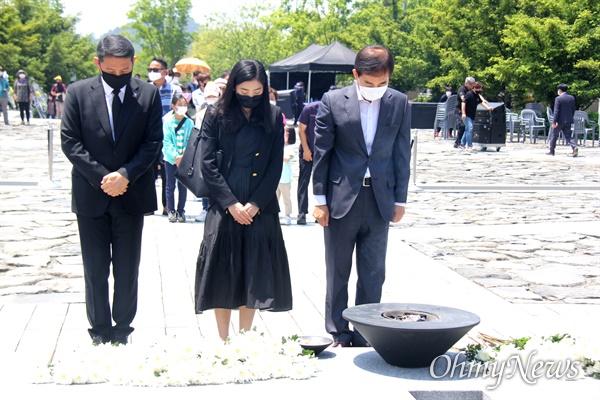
[195,60,292,340]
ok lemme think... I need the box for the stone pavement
[0,113,599,399]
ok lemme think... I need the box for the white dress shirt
[100,78,125,140]
[357,82,381,179]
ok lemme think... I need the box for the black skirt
[194,124,292,313]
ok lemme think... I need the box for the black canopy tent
[269,41,357,102]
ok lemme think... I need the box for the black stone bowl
[343,303,480,368]
[297,335,333,356]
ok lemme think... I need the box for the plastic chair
[444,95,458,139]
[525,103,544,118]
[573,111,597,147]
[433,103,445,139]
[505,108,521,142]
[520,109,546,143]
[432,95,457,139]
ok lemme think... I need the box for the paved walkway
[0,114,599,399]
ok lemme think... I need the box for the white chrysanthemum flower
[282,341,303,356]
[475,347,494,362]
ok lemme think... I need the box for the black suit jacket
[200,105,284,214]
[553,92,576,126]
[312,84,411,221]
[61,76,163,217]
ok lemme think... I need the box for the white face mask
[359,84,387,101]
[557,90,561,96]
[446,91,452,97]
[175,106,187,116]
[18,73,25,79]
[172,77,180,84]
[206,98,218,106]
[165,76,173,84]
[148,72,162,82]
[270,100,277,106]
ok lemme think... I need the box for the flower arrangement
[462,332,600,380]
[33,330,319,386]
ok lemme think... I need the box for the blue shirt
[155,82,182,116]
[0,77,9,98]
[162,113,194,165]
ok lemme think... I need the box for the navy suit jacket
[553,92,576,126]
[312,84,411,221]
[61,76,163,217]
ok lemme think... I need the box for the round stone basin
[343,303,480,368]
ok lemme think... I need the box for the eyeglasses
[147,68,164,73]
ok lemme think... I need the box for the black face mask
[101,69,132,90]
[236,93,262,109]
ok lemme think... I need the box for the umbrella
[175,58,211,74]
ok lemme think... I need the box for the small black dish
[297,335,333,356]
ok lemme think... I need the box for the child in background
[163,93,195,223]
[277,121,296,225]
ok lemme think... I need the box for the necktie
[112,88,122,139]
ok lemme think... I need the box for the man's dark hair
[221,69,231,79]
[193,70,202,77]
[354,45,394,76]
[96,34,135,61]
[151,57,168,70]
[557,83,568,92]
[473,81,484,89]
[445,86,452,91]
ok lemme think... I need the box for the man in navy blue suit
[549,83,578,157]
[312,45,411,347]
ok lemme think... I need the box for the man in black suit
[549,83,578,157]
[312,45,411,347]
[61,35,163,345]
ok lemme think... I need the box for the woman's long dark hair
[214,59,274,134]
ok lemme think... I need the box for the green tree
[126,0,193,71]
[426,0,600,109]
[0,0,97,89]
[189,4,286,78]
[490,0,600,108]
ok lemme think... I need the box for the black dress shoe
[297,213,307,225]
[332,341,352,348]
[111,335,128,345]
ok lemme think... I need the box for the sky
[61,0,280,38]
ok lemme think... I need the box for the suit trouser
[324,185,389,343]
[76,198,144,340]
[297,158,313,215]
[549,123,577,154]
